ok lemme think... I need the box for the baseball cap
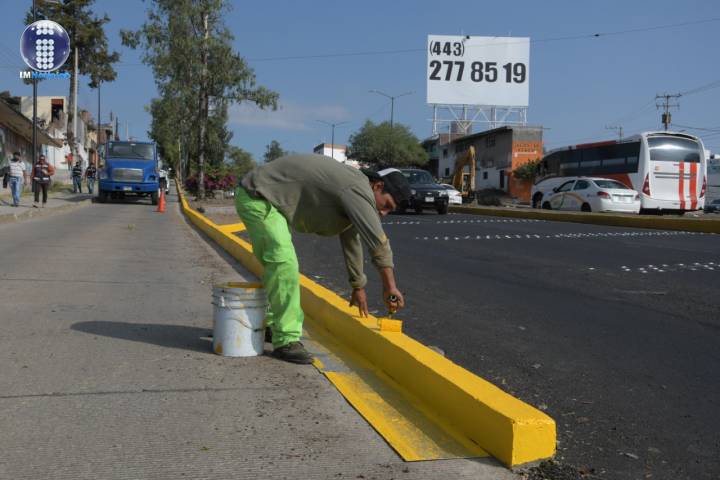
[376,168,412,205]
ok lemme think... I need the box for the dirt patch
[188,197,240,225]
[521,460,597,480]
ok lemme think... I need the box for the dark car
[398,168,449,214]
[704,198,720,213]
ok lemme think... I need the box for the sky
[1,0,719,161]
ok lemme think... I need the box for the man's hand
[384,287,405,314]
[350,288,369,317]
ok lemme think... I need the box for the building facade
[439,126,544,202]
[1,95,62,173]
[20,96,98,182]
[313,143,348,162]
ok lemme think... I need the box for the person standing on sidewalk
[71,161,83,193]
[31,154,55,208]
[7,152,28,207]
[235,154,411,364]
[85,162,97,194]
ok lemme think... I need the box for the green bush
[512,159,541,182]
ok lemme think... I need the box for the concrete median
[450,204,720,233]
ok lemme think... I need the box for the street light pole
[368,89,413,129]
[96,82,101,168]
[317,120,348,161]
[369,90,413,165]
[32,0,37,168]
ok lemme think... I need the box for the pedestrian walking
[85,162,97,194]
[72,161,83,193]
[7,152,27,207]
[31,154,55,208]
[235,154,411,364]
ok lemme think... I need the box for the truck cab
[98,141,160,204]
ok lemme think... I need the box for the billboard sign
[427,35,529,107]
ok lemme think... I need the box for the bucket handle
[211,302,265,332]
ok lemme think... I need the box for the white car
[532,177,641,213]
[440,184,463,205]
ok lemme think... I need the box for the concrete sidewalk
[0,192,516,479]
[0,186,93,223]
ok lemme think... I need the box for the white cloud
[229,101,350,131]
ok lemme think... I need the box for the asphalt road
[290,212,720,480]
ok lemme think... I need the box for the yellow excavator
[450,145,476,202]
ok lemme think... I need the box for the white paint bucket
[212,282,267,357]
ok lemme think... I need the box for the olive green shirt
[241,154,393,289]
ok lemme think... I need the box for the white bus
[534,131,707,213]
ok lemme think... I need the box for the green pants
[234,187,303,348]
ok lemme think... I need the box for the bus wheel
[542,201,552,210]
[581,203,592,212]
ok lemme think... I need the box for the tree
[227,145,255,177]
[26,1,120,158]
[121,0,278,198]
[512,159,541,182]
[347,121,428,169]
[263,140,286,163]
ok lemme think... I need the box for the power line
[245,17,720,63]
[63,17,720,69]
[680,79,720,96]
[671,123,720,132]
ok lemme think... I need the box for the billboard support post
[430,104,528,136]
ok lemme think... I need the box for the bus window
[648,137,701,162]
[559,150,580,175]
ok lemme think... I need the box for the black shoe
[271,342,313,364]
[264,327,272,343]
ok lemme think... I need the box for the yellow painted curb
[176,180,556,467]
[450,205,720,234]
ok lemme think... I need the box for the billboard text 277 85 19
[427,35,530,107]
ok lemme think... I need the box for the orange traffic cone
[157,190,166,213]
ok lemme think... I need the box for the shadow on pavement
[71,321,213,353]
[60,193,94,202]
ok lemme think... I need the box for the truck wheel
[98,191,108,203]
[437,203,449,215]
[151,190,159,205]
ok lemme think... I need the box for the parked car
[531,176,567,208]
[532,176,641,213]
[439,183,463,205]
[398,168,449,214]
[704,198,720,213]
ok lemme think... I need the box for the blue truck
[98,141,160,204]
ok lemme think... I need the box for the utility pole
[655,93,681,131]
[317,120,348,160]
[605,125,623,141]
